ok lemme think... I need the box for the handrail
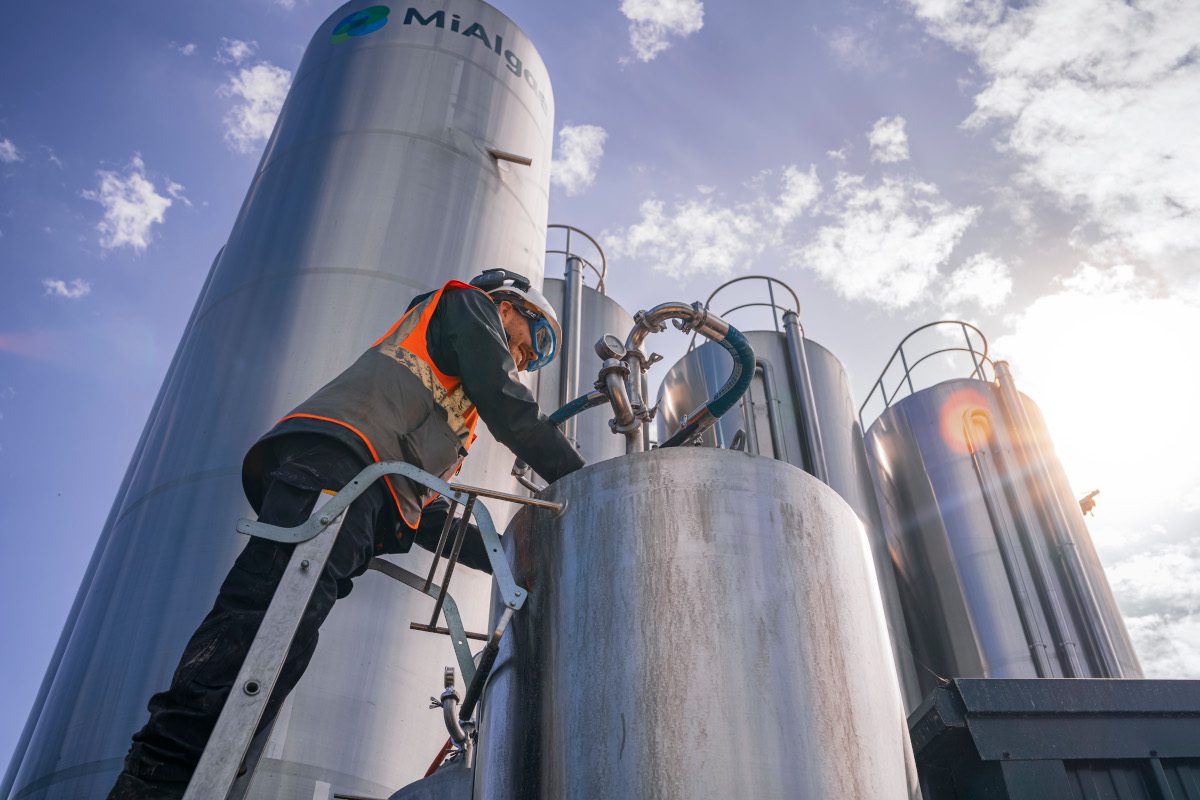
[547,224,607,294]
[857,320,994,429]
[688,275,801,351]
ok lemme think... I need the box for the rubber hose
[549,391,608,425]
[661,326,755,448]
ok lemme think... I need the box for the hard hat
[470,269,562,372]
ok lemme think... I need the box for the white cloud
[994,264,1200,522]
[941,252,1012,311]
[166,180,192,207]
[827,144,851,162]
[773,165,822,225]
[0,138,21,163]
[827,26,885,72]
[217,38,258,64]
[43,278,92,299]
[607,166,819,278]
[608,197,769,279]
[906,0,1200,275]
[868,116,910,163]
[273,0,297,8]
[796,173,979,308]
[620,0,704,62]
[220,63,292,154]
[1108,540,1200,677]
[550,124,607,196]
[82,154,173,252]
[170,41,197,56]
[1124,612,1200,678]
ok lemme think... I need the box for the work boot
[106,771,187,800]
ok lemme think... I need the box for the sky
[1,0,1198,770]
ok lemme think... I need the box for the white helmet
[470,269,562,371]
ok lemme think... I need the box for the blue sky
[2,0,1198,768]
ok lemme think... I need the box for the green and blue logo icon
[331,6,390,43]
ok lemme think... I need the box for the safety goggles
[517,306,557,372]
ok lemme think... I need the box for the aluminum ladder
[179,460,561,800]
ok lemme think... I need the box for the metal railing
[688,275,801,350]
[546,224,607,294]
[858,320,994,429]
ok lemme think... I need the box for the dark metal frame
[858,320,995,429]
[912,679,1200,800]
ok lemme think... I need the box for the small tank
[862,322,1141,699]
[655,277,921,711]
[535,226,633,465]
[474,448,921,799]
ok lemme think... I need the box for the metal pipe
[441,672,468,747]
[781,310,830,483]
[641,370,652,451]
[447,483,564,512]
[559,256,585,443]
[993,361,1123,677]
[738,388,760,455]
[963,410,1056,677]
[755,359,788,462]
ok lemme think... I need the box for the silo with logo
[2,2,557,798]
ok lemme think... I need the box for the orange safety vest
[275,281,486,527]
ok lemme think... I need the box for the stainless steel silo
[534,226,633,465]
[863,328,1141,699]
[655,278,922,711]
[4,2,555,798]
[474,448,922,800]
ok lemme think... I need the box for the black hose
[660,326,755,448]
[548,391,608,425]
[458,637,499,723]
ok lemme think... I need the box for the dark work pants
[123,441,387,783]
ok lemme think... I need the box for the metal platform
[911,679,1200,799]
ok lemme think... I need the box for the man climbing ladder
[108,270,584,800]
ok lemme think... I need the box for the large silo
[4,2,555,798]
[655,277,922,711]
[862,323,1141,699]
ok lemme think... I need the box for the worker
[108,269,584,800]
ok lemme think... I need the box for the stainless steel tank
[534,275,632,464]
[865,365,1142,699]
[4,2,554,797]
[657,328,922,711]
[474,448,921,800]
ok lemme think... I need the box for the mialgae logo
[331,6,390,43]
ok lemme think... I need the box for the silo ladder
[180,460,558,800]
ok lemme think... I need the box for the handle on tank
[659,325,756,448]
